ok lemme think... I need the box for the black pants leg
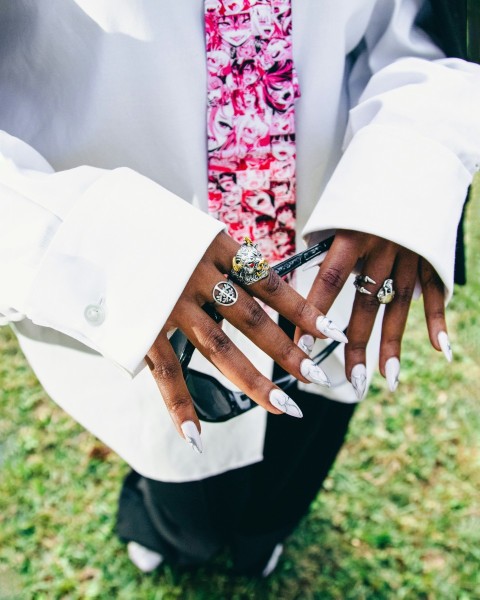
[116,390,356,572]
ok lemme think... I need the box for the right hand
[145,232,347,451]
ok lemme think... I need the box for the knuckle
[427,307,445,322]
[262,270,282,296]
[361,294,380,314]
[294,299,315,322]
[422,270,441,290]
[278,339,296,363]
[152,359,180,382]
[204,327,232,357]
[383,336,402,350]
[394,286,413,306]
[348,340,367,355]
[243,301,267,329]
[167,395,191,416]
[319,267,344,293]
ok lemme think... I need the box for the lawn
[0,180,479,599]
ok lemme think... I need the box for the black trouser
[116,388,356,574]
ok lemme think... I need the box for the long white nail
[181,421,203,454]
[269,389,303,418]
[351,364,367,400]
[316,315,348,344]
[385,357,400,392]
[298,334,315,355]
[300,359,330,387]
[437,331,453,363]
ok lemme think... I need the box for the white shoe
[262,543,284,577]
[127,541,164,573]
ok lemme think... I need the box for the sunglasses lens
[186,371,236,421]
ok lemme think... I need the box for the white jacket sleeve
[0,131,224,375]
[303,0,480,301]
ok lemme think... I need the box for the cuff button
[84,303,106,326]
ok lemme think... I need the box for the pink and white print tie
[205,0,300,265]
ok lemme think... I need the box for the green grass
[1,181,479,599]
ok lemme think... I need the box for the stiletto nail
[181,421,203,454]
[316,315,348,344]
[269,389,303,418]
[385,357,400,392]
[351,364,367,400]
[438,331,453,363]
[300,358,330,387]
[298,334,315,355]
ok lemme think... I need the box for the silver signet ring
[212,281,238,306]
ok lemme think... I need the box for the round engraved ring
[212,280,238,306]
[230,237,270,286]
[377,279,395,304]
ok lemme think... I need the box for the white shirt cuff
[26,167,225,375]
[303,125,472,301]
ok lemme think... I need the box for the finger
[146,332,203,453]
[247,268,348,344]
[196,264,332,386]
[379,249,418,391]
[419,258,451,362]
[291,232,364,347]
[305,231,367,314]
[174,249,328,393]
[345,244,397,399]
[213,282,330,387]
[180,301,304,418]
[213,232,347,344]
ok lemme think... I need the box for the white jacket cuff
[303,125,472,301]
[25,167,225,375]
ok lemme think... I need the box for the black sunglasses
[169,235,340,422]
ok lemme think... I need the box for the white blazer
[1,0,479,481]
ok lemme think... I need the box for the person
[0,0,478,577]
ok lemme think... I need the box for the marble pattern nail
[438,331,453,363]
[385,357,400,392]
[316,315,348,344]
[181,420,203,454]
[298,334,315,355]
[269,389,303,418]
[351,363,367,400]
[300,358,330,387]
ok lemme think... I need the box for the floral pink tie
[205,0,299,265]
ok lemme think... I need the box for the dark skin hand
[146,231,347,445]
[295,229,449,397]
[147,229,448,447]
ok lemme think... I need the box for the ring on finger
[354,274,377,295]
[213,280,238,306]
[377,278,395,304]
[230,237,270,286]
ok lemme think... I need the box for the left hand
[295,230,449,397]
